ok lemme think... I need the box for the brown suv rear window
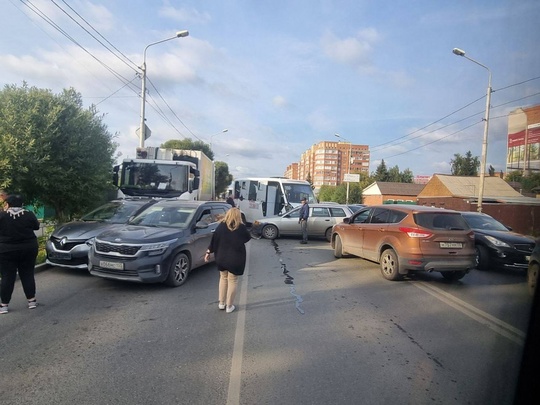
[414,212,470,231]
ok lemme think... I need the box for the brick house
[362,182,426,205]
[417,174,540,236]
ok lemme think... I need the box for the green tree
[450,151,480,176]
[372,159,389,182]
[161,138,214,160]
[317,185,335,202]
[0,83,116,221]
[214,161,233,197]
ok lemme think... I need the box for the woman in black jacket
[205,207,251,313]
[0,195,41,314]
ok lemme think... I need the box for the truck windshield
[120,161,190,198]
[283,183,316,204]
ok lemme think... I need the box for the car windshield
[129,204,196,228]
[80,201,146,224]
[462,214,509,231]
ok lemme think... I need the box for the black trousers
[0,245,38,304]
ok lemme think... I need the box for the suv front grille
[95,241,141,256]
[514,243,535,254]
[51,237,82,251]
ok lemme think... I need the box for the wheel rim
[381,253,395,276]
[174,255,189,283]
[475,247,481,267]
[263,225,277,239]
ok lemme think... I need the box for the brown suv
[331,205,475,281]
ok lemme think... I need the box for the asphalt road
[0,237,534,405]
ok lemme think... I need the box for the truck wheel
[325,228,332,242]
[334,235,343,258]
[475,245,490,270]
[165,252,190,287]
[441,270,467,281]
[262,224,278,240]
[380,248,403,281]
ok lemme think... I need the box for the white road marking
[414,281,526,346]
[226,243,250,405]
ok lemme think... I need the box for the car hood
[52,221,123,240]
[95,225,186,244]
[473,228,534,244]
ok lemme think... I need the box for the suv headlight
[139,239,177,256]
[485,235,510,248]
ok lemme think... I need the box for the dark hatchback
[88,200,231,287]
[46,198,157,269]
[460,211,535,271]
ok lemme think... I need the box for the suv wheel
[165,252,191,287]
[380,249,403,281]
[475,245,490,270]
[334,235,343,258]
[441,270,467,281]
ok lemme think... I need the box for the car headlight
[485,235,510,248]
[86,237,95,247]
[139,239,177,256]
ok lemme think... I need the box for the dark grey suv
[88,200,231,287]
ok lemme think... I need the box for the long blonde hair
[222,207,242,231]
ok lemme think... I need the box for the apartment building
[287,140,370,188]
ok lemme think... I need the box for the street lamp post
[335,133,352,204]
[208,129,228,201]
[139,30,189,148]
[452,48,492,213]
[209,129,229,149]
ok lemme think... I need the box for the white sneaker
[0,305,8,314]
[218,303,226,310]
[28,300,38,309]
[226,305,236,313]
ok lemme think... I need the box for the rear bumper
[398,255,475,273]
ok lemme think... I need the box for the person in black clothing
[226,192,235,207]
[205,207,251,313]
[298,197,309,244]
[0,195,41,314]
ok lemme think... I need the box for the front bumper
[45,239,90,269]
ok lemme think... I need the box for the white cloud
[159,4,212,24]
[321,28,380,71]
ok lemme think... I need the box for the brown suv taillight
[467,230,475,240]
[399,227,433,238]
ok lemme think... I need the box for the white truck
[113,147,214,200]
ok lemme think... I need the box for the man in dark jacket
[298,197,309,244]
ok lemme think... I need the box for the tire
[334,235,343,258]
[475,245,490,270]
[325,228,332,242]
[380,248,403,281]
[528,263,539,296]
[441,270,467,281]
[262,224,278,240]
[165,252,191,287]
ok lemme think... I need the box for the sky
[2,0,540,180]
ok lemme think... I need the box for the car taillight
[467,230,475,240]
[399,227,433,238]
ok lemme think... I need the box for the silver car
[254,203,353,242]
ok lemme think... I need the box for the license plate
[440,242,463,249]
[50,252,71,260]
[100,260,124,270]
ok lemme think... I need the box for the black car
[88,200,231,287]
[46,198,157,269]
[461,211,535,271]
[528,240,539,296]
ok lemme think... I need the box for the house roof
[418,174,540,205]
[363,182,425,196]
[419,174,521,198]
